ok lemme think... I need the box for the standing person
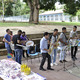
[70,26,78,61]
[3,29,12,58]
[12,30,23,64]
[10,31,13,41]
[39,32,54,71]
[59,27,68,63]
[20,31,29,58]
[50,29,58,66]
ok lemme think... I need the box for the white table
[0,59,46,80]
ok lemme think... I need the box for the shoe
[53,63,58,66]
[72,58,75,61]
[47,68,54,70]
[75,57,77,60]
[39,68,46,71]
[59,60,63,63]
[63,60,67,62]
[50,63,53,66]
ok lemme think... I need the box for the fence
[0,15,29,22]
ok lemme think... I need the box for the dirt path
[0,25,80,36]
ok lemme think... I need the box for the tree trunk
[27,0,40,24]
[33,0,39,24]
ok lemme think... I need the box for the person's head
[10,31,13,35]
[44,32,49,39]
[53,29,58,35]
[18,30,22,35]
[6,29,10,34]
[62,27,67,33]
[22,31,25,36]
[73,26,77,31]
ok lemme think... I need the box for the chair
[27,45,40,63]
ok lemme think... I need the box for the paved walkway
[0,25,80,36]
[0,48,80,80]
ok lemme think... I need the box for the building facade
[39,10,79,22]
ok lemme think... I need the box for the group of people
[39,26,78,71]
[3,29,29,64]
[3,26,78,71]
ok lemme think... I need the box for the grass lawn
[39,21,80,26]
[0,22,80,27]
[0,22,35,27]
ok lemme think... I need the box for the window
[44,16,46,21]
[47,16,49,21]
[55,15,58,20]
[51,15,54,20]
[60,14,62,21]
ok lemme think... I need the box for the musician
[39,32,54,71]
[20,31,29,58]
[70,26,78,61]
[50,29,58,66]
[12,30,23,64]
[59,27,68,63]
[3,29,12,57]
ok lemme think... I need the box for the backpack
[29,46,35,54]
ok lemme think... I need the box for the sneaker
[53,63,58,66]
[50,63,53,66]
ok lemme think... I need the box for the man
[20,31,29,58]
[70,26,78,61]
[3,29,12,57]
[59,27,68,63]
[39,32,54,71]
[50,29,58,66]
[12,30,23,64]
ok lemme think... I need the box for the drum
[26,41,34,47]
[23,41,34,50]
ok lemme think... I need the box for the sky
[55,2,63,9]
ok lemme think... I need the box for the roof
[39,9,63,15]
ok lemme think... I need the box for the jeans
[50,49,57,63]
[59,47,66,61]
[71,46,78,58]
[15,49,23,64]
[6,46,12,54]
[40,53,51,69]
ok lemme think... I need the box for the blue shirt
[40,37,48,53]
[4,34,11,48]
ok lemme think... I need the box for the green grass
[39,21,80,26]
[0,22,35,27]
[0,22,80,27]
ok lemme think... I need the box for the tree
[12,0,30,16]
[24,0,80,24]
[59,0,80,16]
[24,0,57,23]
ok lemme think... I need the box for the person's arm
[59,38,67,45]
[3,38,10,44]
[3,35,10,44]
[59,33,67,45]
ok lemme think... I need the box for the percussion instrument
[10,41,34,51]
